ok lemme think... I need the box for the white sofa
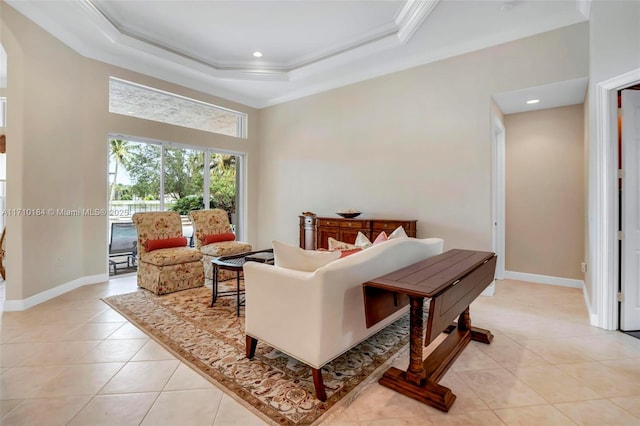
[243,237,444,400]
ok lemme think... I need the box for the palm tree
[109,139,131,201]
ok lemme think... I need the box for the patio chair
[132,211,204,295]
[188,209,251,285]
[108,221,138,275]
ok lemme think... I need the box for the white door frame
[593,67,640,330]
[492,113,506,280]
[620,89,640,330]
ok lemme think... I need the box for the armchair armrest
[243,262,325,368]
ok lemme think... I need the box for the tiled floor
[1,277,640,425]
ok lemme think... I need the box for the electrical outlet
[581,262,587,273]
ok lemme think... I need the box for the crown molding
[7,0,588,110]
[395,0,440,44]
[10,0,435,83]
[77,0,121,42]
[284,22,399,70]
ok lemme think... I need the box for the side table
[211,249,274,316]
[363,249,496,412]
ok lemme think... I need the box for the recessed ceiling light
[526,99,540,104]
[252,51,263,58]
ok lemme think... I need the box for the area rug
[102,285,411,425]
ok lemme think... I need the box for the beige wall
[257,24,589,254]
[2,3,260,301]
[505,105,585,279]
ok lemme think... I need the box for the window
[108,136,243,246]
[108,77,247,138]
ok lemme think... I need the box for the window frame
[108,77,248,139]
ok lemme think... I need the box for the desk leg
[211,265,219,307]
[378,295,461,412]
[406,296,425,385]
[443,307,494,344]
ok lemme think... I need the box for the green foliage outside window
[108,139,237,214]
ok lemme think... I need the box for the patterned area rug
[102,286,411,425]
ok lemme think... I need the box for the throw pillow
[373,231,388,245]
[272,240,340,272]
[388,226,408,239]
[328,231,372,251]
[204,232,236,245]
[328,237,357,251]
[145,236,188,252]
[339,248,363,258]
[354,231,373,248]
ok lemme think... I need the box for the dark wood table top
[364,249,495,298]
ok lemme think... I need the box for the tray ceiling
[6,0,590,109]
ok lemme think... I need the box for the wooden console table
[363,249,496,412]
[299,214,417,250]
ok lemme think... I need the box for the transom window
[108,77,247,138]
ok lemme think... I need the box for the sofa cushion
[140,246,203,266]
[204,232,236,244]
[200,240,252,257]
[272,240,340,272]
[145,236,188,252]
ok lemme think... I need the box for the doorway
[593,67,640,331]
[491,112,506,285]
[619,86,640,332]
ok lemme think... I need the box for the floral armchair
[188,209,252,284]
[132,211,204,295]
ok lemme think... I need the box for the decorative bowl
[337,212,361,218]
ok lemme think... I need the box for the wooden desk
[363,249,496,412]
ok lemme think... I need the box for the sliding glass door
[107,137,244,273]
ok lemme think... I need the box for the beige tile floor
[1,277,640,425]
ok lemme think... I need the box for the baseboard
[2,274,109,311]
[582,282,598,326]
[504,271,584,289]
